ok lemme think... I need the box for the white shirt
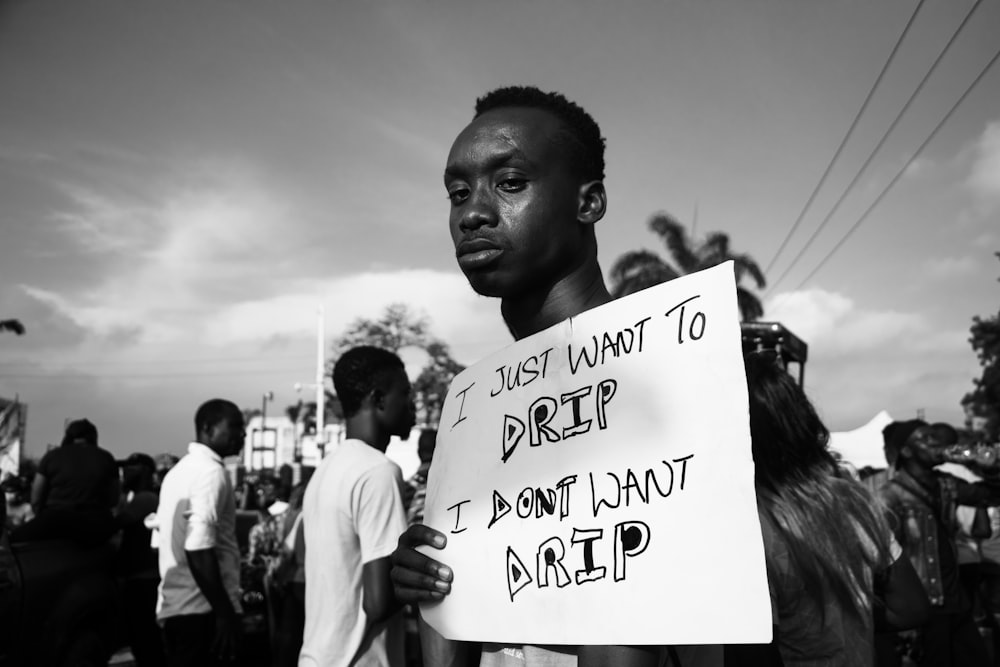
[299,439,407,667]
[155,442,242,621]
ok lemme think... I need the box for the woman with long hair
[726,353,929,666]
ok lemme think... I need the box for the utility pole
[294,305,329,468]
[316,305,326,458]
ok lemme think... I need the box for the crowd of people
[2,85,997,667]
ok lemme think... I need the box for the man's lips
[456,238,504,270]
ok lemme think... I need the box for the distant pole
[260,390,274,470]
[316,305,326,457]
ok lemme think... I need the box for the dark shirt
[758,500,876,667]
[935,507,966,614]
[881,469,1000,611]
[38,443,118,511]
[116,490,159,579]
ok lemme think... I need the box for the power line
[762,0,927,278]
[787,43,1000,293]
[0,354,315,368]
[767,0,985,294]
[0,368,305,380]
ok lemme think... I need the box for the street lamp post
[259,391,274,468]
[293,306,328,462]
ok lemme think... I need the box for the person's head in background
[121,453,157,494]
[194,399,246,459]
[882,420,938,472]
[333,346,417,450]
[744,352,835,492]
[417,428,437,466]
[61,418,98,448]
[254,474,280,511]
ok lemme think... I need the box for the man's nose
[459,188,498,231]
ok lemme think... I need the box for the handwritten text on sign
[420,263,771,645]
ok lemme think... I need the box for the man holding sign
[390,87,769,666]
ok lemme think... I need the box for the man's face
[906,426,945,467]
[444,107,590,299]
[381,369,417,439]
[255,481,277,508]
[210,414,247,458]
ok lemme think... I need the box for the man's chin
[463,271,510,299]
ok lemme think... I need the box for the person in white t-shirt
[298,345,416,667]
[155,398,246,667]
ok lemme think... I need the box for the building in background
[238,413,422,484]
[241,414,345,471]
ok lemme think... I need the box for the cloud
[973,232,997,249]
[923,255,978,279]
[903,156,933,179]
[19,266,509,364]
[369,117,446,170]
[178,268,510,362]
[50,184,157,254]
[763,288,974,431]
[0,285,90,351]
[968,121,1000,201]
[766,289,929,355]
[34,163,313,339]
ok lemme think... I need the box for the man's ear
[358,388,382,413]
[577,181,607,226]
[371,388,386,411]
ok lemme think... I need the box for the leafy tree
[413,340,467,427]
[303,303,465,429]
[609,212,767,321]
[962,253,1000,441]
[332,303,430,359]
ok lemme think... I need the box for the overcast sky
[1,0,998,459]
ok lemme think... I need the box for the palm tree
[609,213,767,322]
[0,319,25,335]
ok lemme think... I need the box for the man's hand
[390,524,453,603]
[211,610,242,662]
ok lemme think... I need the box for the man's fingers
[392,562,452,593]
[397,523,447,550]
[391,544,450,577]
[390,524,454,602]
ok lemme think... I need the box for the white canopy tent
[829,410,894,471]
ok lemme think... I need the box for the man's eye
[447,188,469,205]
[497,178,527,192]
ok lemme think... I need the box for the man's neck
[899,459,937,490]
[344,418,390,453]
[501,262,612,340]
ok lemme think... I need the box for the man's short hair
[333,346,406,418]
[194,399,241,435]
[882,419,928,466]
[62,418,98,447]
[474,85,606,182]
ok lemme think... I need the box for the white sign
[421,262,771,645]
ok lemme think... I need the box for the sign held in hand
[421,262,771,645]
